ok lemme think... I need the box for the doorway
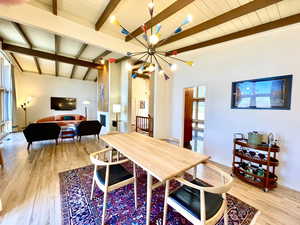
[131,76,151,131]
[183,86,206,153]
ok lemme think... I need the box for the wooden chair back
[136,114,153,137]
[164,163,234,225]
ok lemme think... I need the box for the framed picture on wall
[231,75,293,110]
[140,100,145,109]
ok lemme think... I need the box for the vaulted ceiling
[1,0,300,81]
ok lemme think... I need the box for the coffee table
[60,125,76,141]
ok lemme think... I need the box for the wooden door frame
[180,85,207,149]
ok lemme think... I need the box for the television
[51,97,76,110]
[231,75,293,110]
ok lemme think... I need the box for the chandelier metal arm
[156,53,171,65]
[134,53,148,65]
[120,24,148,48]
[153,54,163,70]
[154,32,176,48]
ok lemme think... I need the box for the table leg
[146,172,153,225]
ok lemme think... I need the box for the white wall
[109,62,121,131]
[15,71,97,127]
[119,61,132,133]
[131,77,150,124]
[170,24,300,191]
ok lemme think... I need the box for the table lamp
[83,100,90,119]
[112,104,121,131]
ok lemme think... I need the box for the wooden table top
[101,132,210,182]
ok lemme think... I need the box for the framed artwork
[98,62,109,112]
[231,75,293,110]
[140,100,145,109]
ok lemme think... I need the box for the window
[0,52,13,136]
[231,75,293,110]
[191,86,206,153]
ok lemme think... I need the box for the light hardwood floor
[0,132,300,225]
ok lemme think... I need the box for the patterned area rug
[59,163,258,225]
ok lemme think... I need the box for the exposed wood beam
[158,0,283,46]
[95,0,122,31]
[2,43,102,68]
[12,22,32,48]
[54,35,60,76]
[83,68,92,81]
[10,53,23,72]
[167,13,300,55]
[52,0,57,15]
[52,0,60,76]
[115,56,130,63]
[97,50,112,59]
[12,22,42,74]
[33,57,42,74]
[70,43,88,79]
[125,0,195,42]
[82,50,112,80]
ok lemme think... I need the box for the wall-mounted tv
[231,75,293,110]
[51,97,76,110]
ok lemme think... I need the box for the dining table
[101,132,210,225]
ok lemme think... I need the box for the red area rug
[59,163,258,225]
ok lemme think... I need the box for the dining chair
[90,147,138,225]
[163,163,234,225]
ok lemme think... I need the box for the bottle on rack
[257,164,264,176]
[268,133,274,147]
[245,162,254,180]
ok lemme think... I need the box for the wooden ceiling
[1,0,300,80]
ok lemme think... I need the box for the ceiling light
[100,59,105,64]
[147,2,154,10]
[186,14,193,23]
[170,64,177,71]
[110,0,194,81]
[149,34,159,45]
[138,68,144,74]
[110,15,119,26]
[148,64,155,72]
[126,63,132,70]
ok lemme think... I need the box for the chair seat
[169,179,223,220]
[96,164,133,186]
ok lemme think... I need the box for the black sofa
[23,123,61,151]
[77,120,102,142]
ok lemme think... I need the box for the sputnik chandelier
[110,0,194,80]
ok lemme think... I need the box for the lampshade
[83,100,90,105]
[113,104,121,113]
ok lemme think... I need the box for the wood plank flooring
[0,132,300,225]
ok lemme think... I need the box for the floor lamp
[83,101,90,120]
[113,104,121,131]
[20,96,32,128]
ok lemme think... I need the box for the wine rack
[232,139,279,192]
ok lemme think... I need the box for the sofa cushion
[63,116,75,121]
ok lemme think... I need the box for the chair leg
[102,190,108,225]
[90,177,95,200]
[133,163,138,208]
[163,180,170,225]
[27,143,31,153]
[223,199,229,225]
